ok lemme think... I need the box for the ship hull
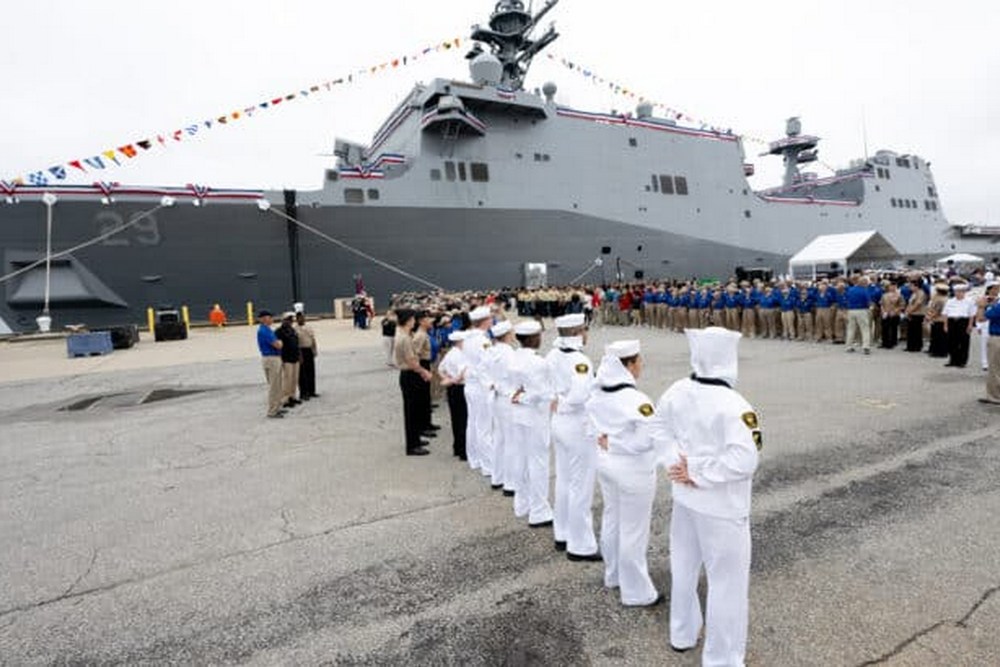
[1,200,788,332]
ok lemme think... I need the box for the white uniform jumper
[586,360,661,606]
[508,346,555,525]
[546,336,598,555]
[657,328,760,667]
[487,340,518,491]
[462,329,494,476]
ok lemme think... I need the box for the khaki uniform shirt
[413,329,432,361]
[907,290,928,317]
[394,332,417,369]
[294,323,317,351]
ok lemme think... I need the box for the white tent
[788,231,900,280]
[935,252,984,265]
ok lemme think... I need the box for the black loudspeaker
[634,270,644,279]
[906,259,916,267]
[95,325,140,349]
[601,246,611,255]
[154,322,187,342]
[830,262,840,270]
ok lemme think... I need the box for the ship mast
[765,117,821,188]
[467,0,560,90]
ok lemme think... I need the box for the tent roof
[789,230,900,267]
[935,252,984,264]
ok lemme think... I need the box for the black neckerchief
[691,373,732,389]
[560,348,577,354]
[601,383,634,393]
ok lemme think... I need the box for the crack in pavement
[0,494,473,620]
[857,585,1000,665]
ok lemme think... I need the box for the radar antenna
[467,0,560,90]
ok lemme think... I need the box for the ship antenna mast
[467,0,561,90]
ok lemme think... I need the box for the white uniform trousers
[491,395,508,487]
[597,452,658,605]
[977,321,989,369]
[514,421,553,524]
[669,501,751,667]
[552,412,598,555]
[464,385,493,475]
[494,401,519,493]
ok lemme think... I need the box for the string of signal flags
[6,38,768,187]
[7,37,465,187]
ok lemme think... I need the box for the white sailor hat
[686,326,741,386]
[448,331,468,342]
[605,339,640,358]
[470,306,492,321]
[281,311,295,321]
[953,282,970,291]
[491,320,513,337]
[514,320,543,336]
[985,280,999,288]
[554,313,586,328]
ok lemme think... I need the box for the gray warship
[1,0,993,333]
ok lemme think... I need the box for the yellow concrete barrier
[247,301,254,326]
[181,305,191,332]
[147,307,155,334]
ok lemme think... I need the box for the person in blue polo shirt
[256,310,285,418]
[778,285,797,340]
[978,283,1000,404]
[845,276,874,354]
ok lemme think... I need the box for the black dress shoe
[300,395,311,401]
[632,594,665,608]
[671,644,694,653]
[567,551,602,562]
[421,431,438,439]
[554,540,567,552]
[502,489,514,497]
[458,455,468,461]
[491,483,504,490]
[427,424,442,431]
[419,439,431,447]
[529,520,553,529]
[406,447,430,456]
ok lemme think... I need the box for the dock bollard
[181,305,191,333]
[247,301,254,326]
[147,307,155,334]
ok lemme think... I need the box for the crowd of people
[387,296,761,662]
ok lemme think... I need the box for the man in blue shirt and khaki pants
[257,310,285,418]
[978,282,1000,405]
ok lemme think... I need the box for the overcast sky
[1,0,996,224]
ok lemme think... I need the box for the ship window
[534,153,542,162]
[445,161,457,182]
[876,168,883,178]
[874,185,880,192]
[629,137,638,147]
[744,210,751,218]
[470,162,489,182]
[927,186,936,197]
[430,168,442,181]
[659,175,674,194]
[344,188,364,204]
[367,189,380,201]
[674,176,689,195]
[542,154,551,162]
[325,169,339,182]
[891,198,897,207]
[645,185,651,192]
[651,175,659,193]
[515,152,523,159]
[884,169,891,180]
[458,162,467,181]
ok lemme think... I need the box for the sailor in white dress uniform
[462,306,495,476]
[509,320,556,527]
[656,327,760,666]
[487,320,518,491]
[546,313,600,559]
[585,340,663,607]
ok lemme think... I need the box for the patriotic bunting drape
[6,37,463,185]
